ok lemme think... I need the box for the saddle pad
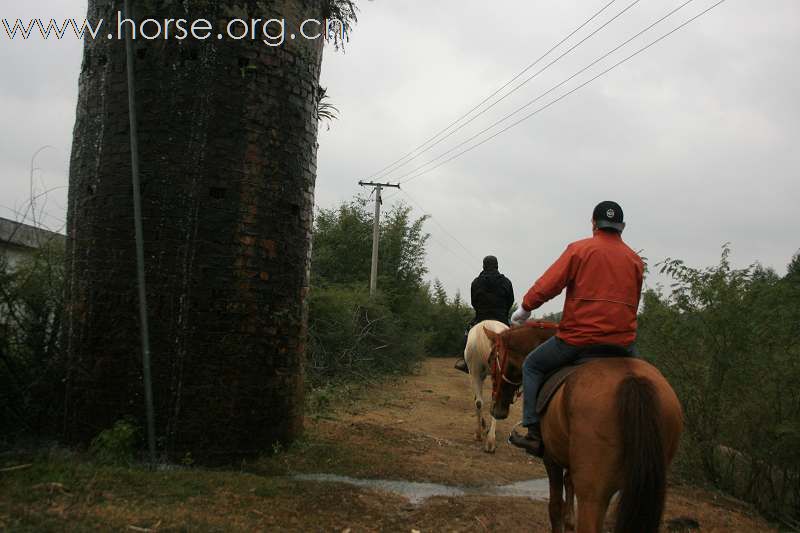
[535,358,598,415]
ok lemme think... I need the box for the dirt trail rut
[270,358,774,532]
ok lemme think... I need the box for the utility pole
[358,180,400,295]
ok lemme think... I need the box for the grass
[305,364,423,421]
[0,376,415,531]
[0,442,342,532]
[0,406,393,531]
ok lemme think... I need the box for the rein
[494,341,521,386]
[491,335,521,402]
[490,321,559,403]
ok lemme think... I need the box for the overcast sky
[2,0,798,315]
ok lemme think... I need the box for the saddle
[535,344,634,415]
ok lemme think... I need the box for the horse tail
[614,375,666,533]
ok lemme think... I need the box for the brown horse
[484,323,683,533]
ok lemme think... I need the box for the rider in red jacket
[508,201,644,456]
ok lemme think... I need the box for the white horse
[463,319,509,453]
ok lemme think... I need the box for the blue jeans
[521,337,638,428]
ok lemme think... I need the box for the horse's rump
[543,357,682,462]
[464,320,507,371]
[537,350,638,414]
[463,320,509,453]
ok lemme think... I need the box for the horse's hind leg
[571,477,612,533]
[574,495,611,533]
[564,470,575,532]
[545,459,565,533]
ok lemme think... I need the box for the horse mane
[501,321,559,352]
[504,321,559,334]
[519,320,558,330]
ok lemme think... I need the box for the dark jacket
[471,269,514,325]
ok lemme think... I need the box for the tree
[311,198,430,297]
[307,198,435,380]
[786,251,800,283]
[639,245,800,520]
[0,241,65,439]
[311,199,373,287]
[64,0,356,461]
[432,279,448,306]
[378,203,430,297]
[426,289,472,357]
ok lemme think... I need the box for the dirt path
[257,358,774,532]
[1,358,775,532]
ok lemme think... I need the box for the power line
[426,234,477,276]
[362,0,620,182]
[398,0,723,186]
[395,0,698,184]
[373,0,644,182]
[388,193,477,281]
[400,188,479,263]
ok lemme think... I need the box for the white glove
[510,307,531,325]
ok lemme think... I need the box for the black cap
[483,255,498,270]
[592,201,625,232]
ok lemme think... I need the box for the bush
[639,245,800,522]
[307,285,428,386]
[0,241,65,442]
[426,282,472,357]
[89,419,139,465]
[307,198,476,382]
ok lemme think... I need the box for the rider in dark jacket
[455,255,514,373]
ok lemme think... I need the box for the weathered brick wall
[64,0,323,461]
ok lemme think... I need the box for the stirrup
[506,421,525,446]
[508,422,544,457]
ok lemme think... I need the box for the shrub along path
[0,359,774,531]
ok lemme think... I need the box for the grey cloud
[1,0,798,313]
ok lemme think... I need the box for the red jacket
[521,230,644,346]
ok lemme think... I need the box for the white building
[0,216,65,271]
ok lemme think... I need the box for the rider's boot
[454,358,469,373]
[508,423,544,457]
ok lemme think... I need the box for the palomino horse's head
[484,322,558,420]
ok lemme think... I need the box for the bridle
[490,322,559,405]
[490,335,521,403]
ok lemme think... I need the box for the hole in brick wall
[209,187,227,199]
[136,47,147,60]
[238,57,257,81]
[190,49,198,60]
[97,54,107,66]
[87,184,96,196]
